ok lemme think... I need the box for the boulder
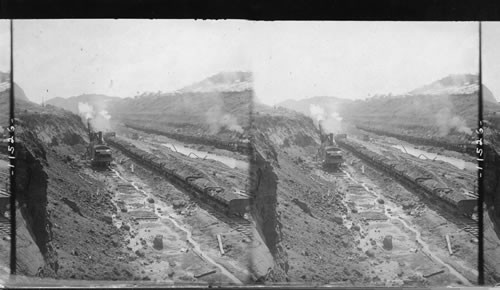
[135,249,145,257]
[365,249,375,257]
[383,235,393,250]
[153,235,163,250]
[172,200,186,209]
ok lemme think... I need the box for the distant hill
[1,72,31,128]
[341,74,480,140]
[409,74,478,96]
[176,71,252,93]
[110,71,253,140]
[46,94,119,115]
[409,73,497,103]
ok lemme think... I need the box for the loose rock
[153,235,163,250]
[383,235,393,250]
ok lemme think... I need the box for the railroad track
[0,217,11,236]
[321,163,480,240]
[460,219,479,239]
[108,165,255,242]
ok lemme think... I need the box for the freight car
[105,136,250,217]
[336,137,476,217]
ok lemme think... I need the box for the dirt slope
[14,98,139,280]
[251,104,369,284]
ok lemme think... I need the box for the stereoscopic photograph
[0,19,497,287]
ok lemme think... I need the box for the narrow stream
[391,145,476,171]
[161,143,249,171]
[111,168,243,285]
[341,168,474,286]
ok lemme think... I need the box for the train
[335,137,477,218]
[105,136,250,217]
[318,123,343,170]
[87,120,113,167]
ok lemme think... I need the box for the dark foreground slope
[14,98,138,280]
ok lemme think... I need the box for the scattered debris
[292,198,314,217]
[217,234,225,255]
[383,235,393,250]
[194,269,216,279]
[61,197,84,217]
[365,249,375,257]
[445,235,453,255]
[153,235,163,250]
[423,269,445,278]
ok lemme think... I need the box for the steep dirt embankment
[252,105,319,159]
[15,100,137,280]
[249,136,288,282]
[341,93,477,146]
[109,89,252,143]
[250,105,368,284]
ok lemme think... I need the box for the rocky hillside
[177,71,252,93]
[1,72,29,130]
[342,74,478,140]
[278,74,480,144]
[0,73,8,128]
[46,94,119,116]
[109,72,253,142]
[13,90,138,279]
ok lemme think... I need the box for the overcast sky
[12,20,482,105]
[0,20,10,73]
[252,22,479,105]
[13,20,252,103]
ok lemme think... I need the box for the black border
[0,0,499,20]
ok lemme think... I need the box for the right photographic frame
[251,21,480,287]
[482,22,500,285]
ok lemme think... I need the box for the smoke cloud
[309,104,343,134]
[78,101,112,132]
[309,104,326,122]
[205,106,243,134]
[435,107,471,136]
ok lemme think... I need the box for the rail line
[319,164,475,285]
[109,167,244,285]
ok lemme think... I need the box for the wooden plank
[445,235,453,255]
[194,269,216,279]
[423,269,445,278]
[217,234,225,255]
